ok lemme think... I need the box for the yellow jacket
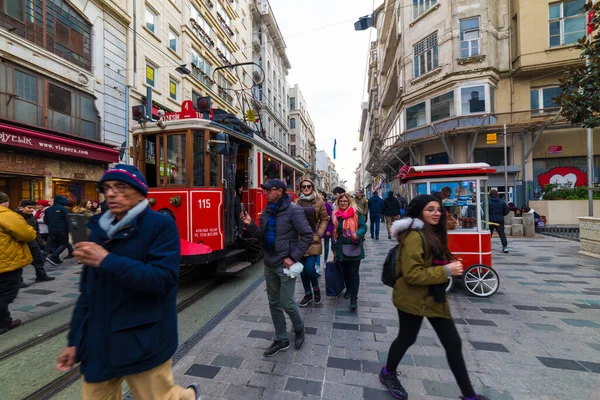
[0,205,35,273]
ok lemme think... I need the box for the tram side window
[283,164,294,190]
[144,136,158,187]
[193,131,205,186]
[263,154,280,181]
[163,134,187,185]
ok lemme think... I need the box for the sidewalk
[171,235,600,400]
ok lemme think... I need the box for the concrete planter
[579,217,600,258]
[530,200,600,225]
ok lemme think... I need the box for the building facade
[360,0,599,205]
[0,0,124,205]
[315,149,340,193]
[249,0,291,155]
[289,84,316,178]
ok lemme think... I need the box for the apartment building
[289,84,316,177]
[0,0,126,204]
[249,0,291,154]
[130,0,247,132]
[360,0,598,205]
[315,150,340,193]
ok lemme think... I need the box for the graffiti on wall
[537,166,587,188]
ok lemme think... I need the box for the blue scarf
[264,195,285,252]
[98,199,148,239]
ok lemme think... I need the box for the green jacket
[332,213,367,262]
[391,219,452,319]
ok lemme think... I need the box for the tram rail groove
[18,279,223,400]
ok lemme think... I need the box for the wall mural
[537,166,587,188]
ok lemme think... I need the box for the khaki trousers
[82,359,195,400]
[385,216,394,237]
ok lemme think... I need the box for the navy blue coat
[488,198,509,223]
[368,195,384,215]
[67,207,180,383]
[44,196,69,233]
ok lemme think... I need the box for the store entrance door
[0,175,44,207]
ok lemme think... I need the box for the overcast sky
[269,0,382,189]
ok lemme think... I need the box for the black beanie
[20,200,36,207]
[406,194,440,218]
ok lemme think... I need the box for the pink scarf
[332,207,358,240]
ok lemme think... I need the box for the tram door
[223,140,239,246]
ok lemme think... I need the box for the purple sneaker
[379,367,408,399]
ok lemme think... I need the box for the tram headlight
[148,198,157,206]
[169,196,182,207]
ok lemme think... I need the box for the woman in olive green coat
[379,194,489,400]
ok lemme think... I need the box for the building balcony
[252,34,262,50]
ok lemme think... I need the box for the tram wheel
[445,276,455,293]
[462,264,500,297]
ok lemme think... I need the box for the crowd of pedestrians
[1,171,502,400]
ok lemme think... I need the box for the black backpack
[381,230,425,287]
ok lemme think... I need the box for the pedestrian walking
[316,191,333,274]
[35,199,50,245]
[354,190,368,223]
[72,200,95,218]
[44,195,74,265]
[331,193,367,311]
[488,189,509,253]
[16,200,55,285]
[56,165,200,400]
[379,194,489,400]
[241,179,313,357]
[0,191,36,335]
[368,190,384,240]
[295,179,329,307]
[383,191,401,239]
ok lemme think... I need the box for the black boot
[350,298,357,311]
[294,327,305,349]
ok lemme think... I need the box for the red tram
[131,99,305,273]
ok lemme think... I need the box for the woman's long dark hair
[421,199,454,261]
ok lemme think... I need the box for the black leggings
[386,310,476,398]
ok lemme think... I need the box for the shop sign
[0,153,45,175]
[538,166,587,188]
[548,146,563,154]
[0,123,119,163]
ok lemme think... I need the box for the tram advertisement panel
[190,190,224,251]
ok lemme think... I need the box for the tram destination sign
[160,100,202,121]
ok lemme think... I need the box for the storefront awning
[0,122,119,163]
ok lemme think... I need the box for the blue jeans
[370,214,381,238]
[316,237,331,267]
[300,255,319,294]
[264,265,304,342]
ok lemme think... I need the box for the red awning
[0,122,119,163]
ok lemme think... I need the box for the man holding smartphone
[56,165,199,400]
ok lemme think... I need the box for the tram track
[19,279,223,400]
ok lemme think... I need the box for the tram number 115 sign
[191,191,223,251]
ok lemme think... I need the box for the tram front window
[160,134,187,185]
[263,154,280,181]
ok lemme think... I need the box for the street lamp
[175,64,192,75]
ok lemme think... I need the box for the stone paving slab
[170,235,600,399]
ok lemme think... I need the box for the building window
[430,91,455,122]
[290,97,296,110]
[413,0,437,20]
[530,86,561,114]
[145,7,157,34]
[191,50,213,86]
[15,71,37,103]
[169,29,178,52]
[169,79,178,100]
[549,0,585,47]
[290,118,296,129]
[461,86,486,114]
[5,0,25,21]
[146,63,156,87]
[474,148,511,166]
[459,17,480,58]
[413,32,438,78]
[406,102,426,130]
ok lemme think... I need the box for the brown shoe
[0,319,21,335]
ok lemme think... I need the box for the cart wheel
[445,276,455,293]
[462,265,499,297]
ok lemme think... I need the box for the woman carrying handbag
[331,193,367,311]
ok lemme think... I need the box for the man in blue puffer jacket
[56,165,199,399]
[488,189,510,253]
[368,190,384,240]
[44,195,74,265]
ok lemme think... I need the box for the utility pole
[504,124,509,202]
[587,10,594,216]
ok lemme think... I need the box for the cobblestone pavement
[10,257,82,324]
[172,235,600,400]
